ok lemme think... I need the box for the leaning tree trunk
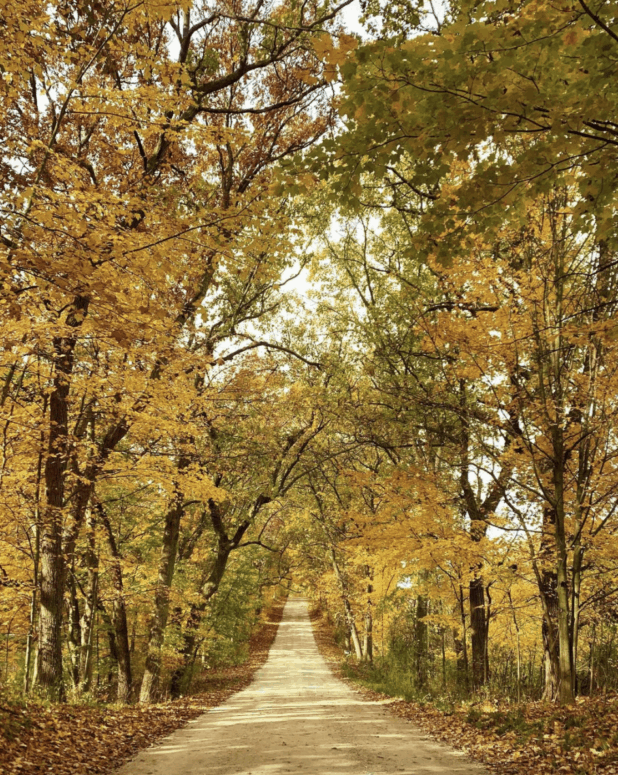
[168,541,232,698]
[169,498,259,698]
[330,548,363,661]
[139,464,188,703]
[139,502,183,703]
[169,493,269,699]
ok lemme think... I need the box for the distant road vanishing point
[116,598,487,775]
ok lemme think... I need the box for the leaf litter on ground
[0,601,285,775]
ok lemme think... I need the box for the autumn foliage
[1,0,618,769]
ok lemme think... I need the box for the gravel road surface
[117,597,486,775]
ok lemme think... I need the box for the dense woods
[1,0,618,731]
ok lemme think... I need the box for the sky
[341,0,366,37]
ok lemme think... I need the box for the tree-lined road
[117,598,486,775]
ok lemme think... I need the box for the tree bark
[455,586,469,689]
[414,594,428,689]
[37,295,89,700]
[98,502,132,703]
[78,508,98,695]
[168,534,233,698]
[24,412,45,695]
[469,576,487,690]
[139,494,185,703]
[362,595,373,663]
[362,573,373,663]
[67,571,81,689]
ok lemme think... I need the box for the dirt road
[117,598,486,775]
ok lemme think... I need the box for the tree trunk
[362,576,373,663]
[455,586,469,689]
[139,452,192,703]
[547,230,574,705]
[169,494,265,699]
[24,419,44,695]
[571,544,584,696]
[98,502,132,703]
[168,538,233,698]
[67,572,81,689]
[552,434,574,704]
[536,498,560,700]
[415,595,428,689]
[362,602,373,663]
[36,295,89,700]
[330,548,362,661]
[139,492,185,703]
[469,576,487,690]
[169,498,258,698]
[344,597,363,661]
[78,508,98,696]
[541,565,560,701]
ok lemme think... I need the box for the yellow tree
[0,0,353,700]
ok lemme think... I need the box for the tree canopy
[1,0,618,714]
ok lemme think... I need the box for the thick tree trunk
[38,467,67,699]
[36,295,89,700]
[541,566,560,700]
[556,547,574,704]
[113,596,132,704]
[469,576,488,689]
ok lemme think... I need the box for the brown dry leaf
[0,602,285,775]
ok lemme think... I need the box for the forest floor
[308,609,618,775]
[0,600,286,775]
